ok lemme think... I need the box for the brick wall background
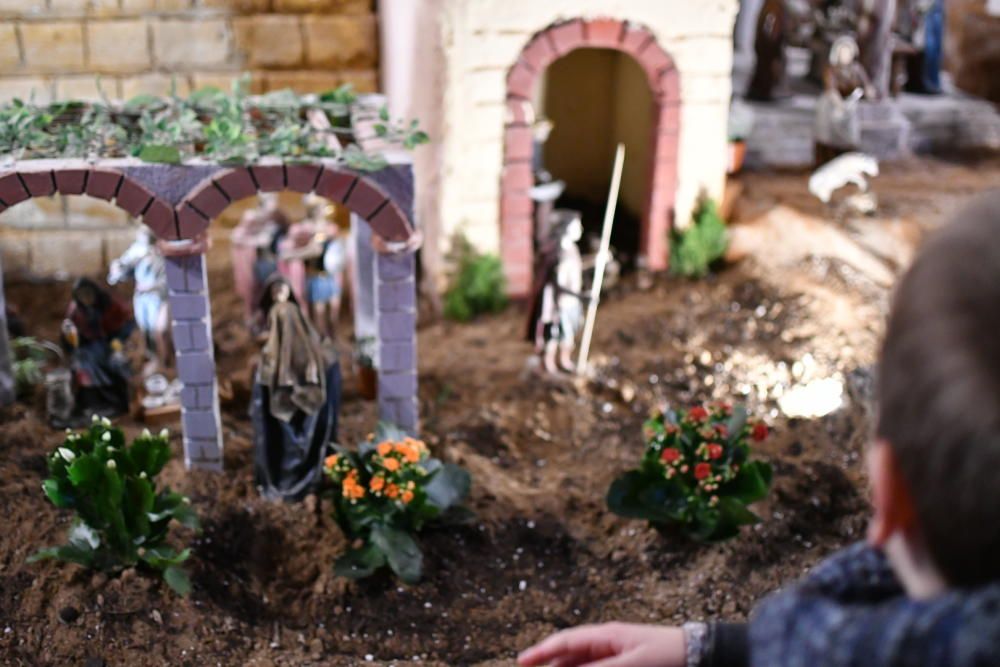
[0,0,378,277]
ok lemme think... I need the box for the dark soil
[1,158,996,666]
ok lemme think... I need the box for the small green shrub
[669,199,728,279]
[443,236,508,321]
[607,403,772,542]
[31,418,200,595]
[11,336,52,399]
[324,423,471,583]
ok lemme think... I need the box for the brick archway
[0,158,419,470]
[502,18,681,297]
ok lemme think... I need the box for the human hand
[518,622,686,667]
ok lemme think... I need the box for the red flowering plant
[607,403,772,542]
[324,423,471,583]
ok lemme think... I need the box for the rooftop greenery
[0,76,428,172]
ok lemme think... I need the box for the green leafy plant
[30,418,200,595]
[324,423,471,583]
[443,235,508,321]
[11,336,59,399]
[669,199,728,279]
[607,403,772,542]
[0,78,427,171]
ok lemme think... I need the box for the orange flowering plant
[324,423,470,583]
[607,403,772,542]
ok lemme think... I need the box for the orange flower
[370,476,385,492]
[395,443,420,463]
[324,454,338,469]
[402,490,414,504]
[385,484,400,499]
[377,441,393,456]
[383,457,400,472]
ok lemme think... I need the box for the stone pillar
[164,253,223,471]
[375,250,418,434]
[0,252,14,406]
[351,214,378,345]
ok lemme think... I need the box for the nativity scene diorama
[0,0,999,663]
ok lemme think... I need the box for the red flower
[661,448,681,464]
[752,422,769,442]
[706,443,723,460]
[687,406,708,422]
[694,463,712,480]
[714,424,729,438]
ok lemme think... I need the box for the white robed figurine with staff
[526,144,624,376]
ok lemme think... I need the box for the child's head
[870,192,1000,593]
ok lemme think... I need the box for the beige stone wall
[411,0,737,270]
[0,0,378,277]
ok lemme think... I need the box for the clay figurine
[898,0,944,94]
[252,275,341,502]
[60,278,135,422]
[526,210,589,374]
[231,193,291,327]
[857,0,897,99]
[279,195,348,340]
[815,36,875,165]
[108,227,170,374]
[746,0,790,101]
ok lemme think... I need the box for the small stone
[58,606,80,624]
[151,609,163,625]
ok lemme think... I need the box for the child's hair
[877,191,1000,587]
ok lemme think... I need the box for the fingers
[518,625,620,667]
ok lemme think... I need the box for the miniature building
[393,1,739,297]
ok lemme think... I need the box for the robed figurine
[252,275,341,502]
[60,278,135,420]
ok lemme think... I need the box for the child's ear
[867,440,918,546]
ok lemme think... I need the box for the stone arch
[178,164,415,243]
[0,159,419,470]
[180,164,421,438]
[0,163,176,239]
[501,18,681,297]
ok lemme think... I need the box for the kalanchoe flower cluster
[608,402,772,542]
[324,423,470,584]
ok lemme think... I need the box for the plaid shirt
[748,542,1000,667]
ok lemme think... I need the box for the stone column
[0,252,14,406]
[164,253,223,471]
[375,250,418,434]
[351,214,378,345]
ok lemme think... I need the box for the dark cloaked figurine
[746,0,789,101]
[61,277,135,419]
[252,275,341,502]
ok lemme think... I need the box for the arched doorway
[501,18,681,297]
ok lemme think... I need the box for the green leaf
[607,471,685,523]
[163,565,191,597]
[67,454,104,489]
[140,545,191,569]
[42,478,72,508]
[424,462,470,512]
[123,477,154,538]
[378,105,390,121]
[334,541,386,580]
[370,523,422,584]
[718,461,772,504]
[129,435,171,477]
[138,144,181,164]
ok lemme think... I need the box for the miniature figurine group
[231,193,348,340]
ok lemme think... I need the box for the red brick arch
[0,162,415,245]
[502,18,681,297]
[0,164,177,239]
[180,164,414,242]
